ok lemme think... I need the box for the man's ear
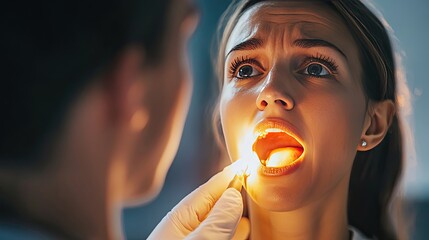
[358,100,396,151]
[103,46,147,127]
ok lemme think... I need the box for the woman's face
[220,1,366,211]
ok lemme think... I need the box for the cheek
[220,89,240,161]
[220,84,257,161]
[302,90,366,183]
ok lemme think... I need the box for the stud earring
[361,140,367,147]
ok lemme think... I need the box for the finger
[192,158,245,199]
[186,188,243,240]
[179,158,244,206]
[170,159,244,231]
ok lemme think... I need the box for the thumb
[186,188,243,240]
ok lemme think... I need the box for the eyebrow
[226,38,263,57]
[293,39,347,58]
[226,38,347,59]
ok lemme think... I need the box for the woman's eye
[303,63,330,77]
[236,65,261,79]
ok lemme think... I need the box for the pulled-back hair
[213,0,413,239]
[0,0,171,166]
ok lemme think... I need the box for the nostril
[261,100,268,107]
[275,99,287,106]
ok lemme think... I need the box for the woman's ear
[358,100,395,151]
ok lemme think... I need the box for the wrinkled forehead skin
[225,1,358,61]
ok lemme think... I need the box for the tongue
[265,147,303,168]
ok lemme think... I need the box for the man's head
[1,0,198,203]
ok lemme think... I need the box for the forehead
[226,1,356,56]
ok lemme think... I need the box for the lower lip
[258,157,303,176]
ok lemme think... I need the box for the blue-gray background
[123,0,429,239]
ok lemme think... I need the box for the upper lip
[252,118,304,162]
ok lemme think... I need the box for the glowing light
[231,158,248,176]
[235,128,260,177]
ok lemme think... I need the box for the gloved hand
[148,161,244,240]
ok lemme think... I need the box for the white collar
[349,226,372,240]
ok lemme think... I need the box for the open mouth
[252,126,304,169]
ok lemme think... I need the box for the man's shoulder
[0,219,56,240]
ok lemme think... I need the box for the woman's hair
[0,0,171,167]
[212,0,413,239]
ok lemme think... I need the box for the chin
[123,174,164,207]
[247,184,308,212]
[244,164,313,212]
[124,119,185,206]
[139,182,164,205]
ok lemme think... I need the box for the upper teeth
[265,128,283,133]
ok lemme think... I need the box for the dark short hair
[0,0,171,166]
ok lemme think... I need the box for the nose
[256,84,294,111]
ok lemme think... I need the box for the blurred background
[123,0,429,239]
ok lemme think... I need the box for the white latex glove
[148,162,243,240]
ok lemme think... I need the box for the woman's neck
[247,177,350,240]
